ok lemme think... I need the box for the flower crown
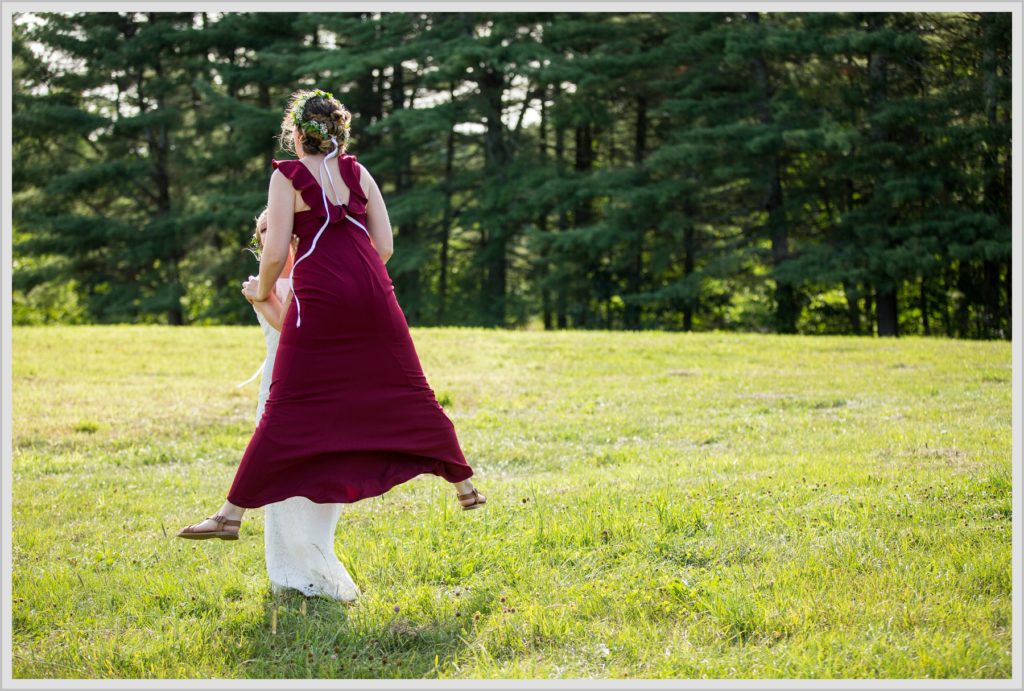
[291,88,350,141]
[248,230,261,258]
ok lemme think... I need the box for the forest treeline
[11,11,1012,337]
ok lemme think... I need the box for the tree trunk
[390,60,422,324]
[843,279,861,335]
[748,12,796,334]
[259,82,273,173]
[480,63,510,327]
[954,260,972,337]
[863,284,874,336]
[437,84,457,324]
[145,24,184,326]
[574,121,594,328]
[980,13,1005,338]
[1003,81,1011,336]
[537,84,552,330]
[682,201,697,331]
[876,287,898,337]
[941,266,954,337]
[624,93,647,330]
[357,54,383,152]
[868,14,896,337]
[919,275,930,336]
[842,178,860,335]
[554,95,568,329]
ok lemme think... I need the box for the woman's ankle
[220,501,246,519]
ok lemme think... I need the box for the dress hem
[227,460,473,509]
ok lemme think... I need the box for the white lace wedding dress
[253,278,361,602]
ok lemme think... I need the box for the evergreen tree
[15,12,203,323]
[11,10,1011,338]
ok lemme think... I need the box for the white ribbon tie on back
[289,135,372,328]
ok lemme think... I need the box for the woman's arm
[255,169,294,301]
[360,164,394,265]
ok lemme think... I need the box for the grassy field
[10,325,1013,679]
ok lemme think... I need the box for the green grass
[11,325,1013,679]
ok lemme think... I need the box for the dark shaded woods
[12,11,1012,338]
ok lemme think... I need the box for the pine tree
[12,10,1011,337]
[15,12,206,323]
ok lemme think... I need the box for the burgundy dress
[226,153,474,508]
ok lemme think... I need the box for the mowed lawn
[10,325,1013,679]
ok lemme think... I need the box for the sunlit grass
[11,325,1012,679]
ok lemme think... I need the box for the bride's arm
[244,280,293,332]
[264,290,294,332]
[251,290,284,331]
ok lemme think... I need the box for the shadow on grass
[226,585,474,679]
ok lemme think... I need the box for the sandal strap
[209,514,242,527]
[457,490,478,500]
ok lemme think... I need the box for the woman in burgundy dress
[178,88,485,540]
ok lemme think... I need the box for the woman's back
[270,154,391,339]
[225,87,474,510]
[182,86,481,549]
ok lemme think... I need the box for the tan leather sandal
[458,488,487,511]
[176,513,241,540]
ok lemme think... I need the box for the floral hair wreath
[292,88,350,141]
[247,230,261,258]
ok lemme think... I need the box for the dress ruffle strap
[270,150,372,328]
[336,153,369,216]
[271,159,343,224]
[271,154,368,221]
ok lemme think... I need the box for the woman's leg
[218,499,246,519]
[452,478,485,508]
[177,499,247,537]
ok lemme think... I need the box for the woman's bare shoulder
[354,161,375,196]
[269,167,292,189]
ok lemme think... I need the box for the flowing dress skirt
[227,154,474,509]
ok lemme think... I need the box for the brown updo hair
[278,88,352,156]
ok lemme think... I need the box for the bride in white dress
[241,208,361,602]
